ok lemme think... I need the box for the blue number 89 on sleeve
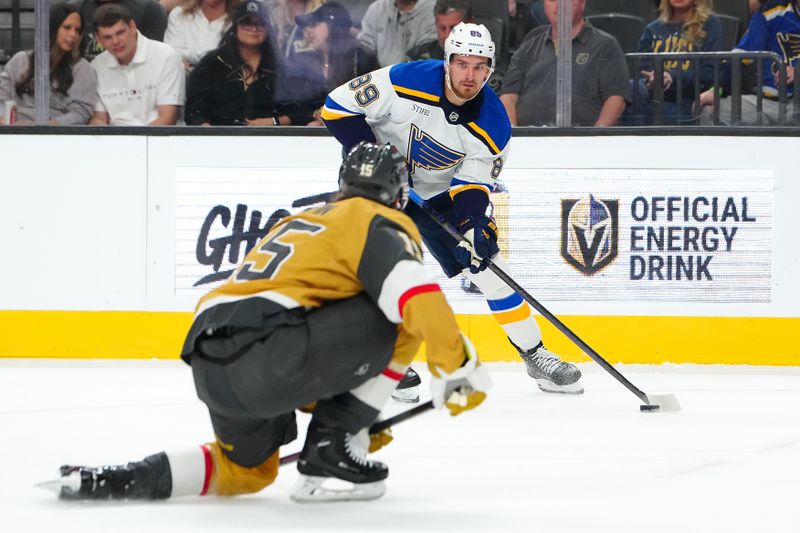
[348,74,380,107]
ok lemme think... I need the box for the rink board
[0,311,799,364]
[1,134,798,364]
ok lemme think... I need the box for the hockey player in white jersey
[322,22,583,396]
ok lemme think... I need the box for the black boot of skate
[390,367,421,403]
[292,420,388,502]
[42,453,172,500]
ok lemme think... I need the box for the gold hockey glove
[429,333,492,417]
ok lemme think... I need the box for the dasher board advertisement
[496,168,772,304]
[175,166,773,306]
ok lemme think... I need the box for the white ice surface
[2,359,799,533]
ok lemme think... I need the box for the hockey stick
[291,191,337,208]
[408,189,680,413]
[279,400,435,466]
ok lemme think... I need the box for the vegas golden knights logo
[561,195,618,275]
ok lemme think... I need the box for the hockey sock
[465,254,542,351]
[314,360,407,433]
[205,443,279,496]
[166,443,280,497]
[164,446,212,497]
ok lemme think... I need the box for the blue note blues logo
[406,124,465,174]
[777,32,800,63]
[561,195,619,275]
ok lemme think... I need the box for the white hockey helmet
[444,22,495,74]
[443,22,495,100]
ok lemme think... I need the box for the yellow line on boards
[0,311,193,359]
[462,315,800,366]
[0,311,798,365]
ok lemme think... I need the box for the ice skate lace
[529,348,563,377]
[344,433,373,467]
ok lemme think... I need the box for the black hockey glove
[454,216,499,274]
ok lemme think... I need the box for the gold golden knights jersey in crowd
[181,197,466,374]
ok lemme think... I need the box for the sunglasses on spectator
[239,18,266,30]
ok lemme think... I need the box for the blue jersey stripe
[325,95,362,114]
[472,92,512,153]
[389,60,445,99]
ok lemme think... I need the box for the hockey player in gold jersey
[40,142,491,503]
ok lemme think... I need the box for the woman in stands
[268,0,325,58]
[165,0,239,71]
[186,0,312,125]
[292,1,377,125]
[633,0,723,124]
[0,2,96,125]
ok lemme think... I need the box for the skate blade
[535,379,585,395]
[34,479,63,494]
[390,386,420,403]
[290,475,386,503]
[34,471,80,496]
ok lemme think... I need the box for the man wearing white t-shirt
[89,4,185,125]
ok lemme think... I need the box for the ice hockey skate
[36,454,171,500]
[292,420,388,503]
[38,465,142,500]
[390,367,421,403]
[519,342,584,394]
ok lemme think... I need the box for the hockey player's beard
[454,82,479,100]
[445,73,485,105]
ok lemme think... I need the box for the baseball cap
[296,2,353,29]
[234,0,269,25]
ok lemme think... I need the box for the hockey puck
[640,404,660,412]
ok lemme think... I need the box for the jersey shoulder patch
[463,88,512,156]
[389,60,445,105]
[761,0,797,20]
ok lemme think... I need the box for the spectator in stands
[292,2,378,125]
[630,0,722,125]
[160,0,181,12]
[267,0,325,58]
[406,0,470,61]
[358,0,436,67]
[186,0,307,125]
[698,0,799,125]
[0,2,96,125]
[89,4,184,125]
[499,0,629,127]
[528,0,545,28]
[77,0,168,61]
[165,0,238,71]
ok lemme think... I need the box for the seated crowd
[0,0,795,126]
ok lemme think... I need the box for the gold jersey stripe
[320,107,360,121]
[392,85,441,103]
[466,121,500,154]
[449,183,491,200]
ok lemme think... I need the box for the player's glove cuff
[429,333,492,416]
[454,216,499,274]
